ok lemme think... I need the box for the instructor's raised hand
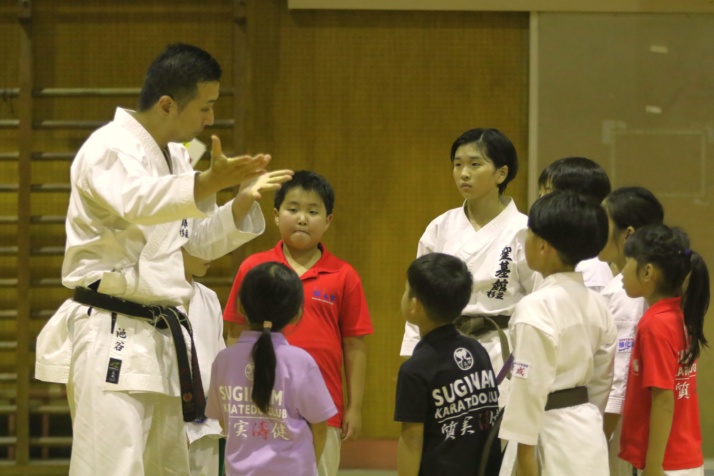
[238,169,294,202]
[194,135,274,201]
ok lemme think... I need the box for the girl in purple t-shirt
[206,262,336,476]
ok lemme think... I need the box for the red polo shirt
[223,241,373,428]
[619,297,702,471]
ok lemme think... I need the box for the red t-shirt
[223,242,374,428]
[619,297,702,471]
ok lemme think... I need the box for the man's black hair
[137,43,222,111]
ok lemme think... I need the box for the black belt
[73,287,206,423]
[545,386,588,411]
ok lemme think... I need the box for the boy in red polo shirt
[223,170,373,476]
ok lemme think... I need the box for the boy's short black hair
[274,170,335,215]
[450,128,519,194]
[138,43,222,112]
[407,253,473,324]
[538,157,611,202]
[528,190,608,266]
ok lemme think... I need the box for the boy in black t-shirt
[395,253,501,476]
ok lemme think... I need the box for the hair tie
[684,249,692,257]
[263,320,273,330]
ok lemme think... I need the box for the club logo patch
[618,338,635,353]
[245,363,254,381]
[453,348,474,371]
[105,357,122,384]
[512,361,530,379]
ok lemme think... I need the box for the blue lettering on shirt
[618,338,635,353]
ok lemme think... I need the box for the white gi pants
[499,404,609,476]
[317,426,342,476]
[68,309,189,475]
[609,416,633,476]
[638,468,704,476]
[188,436,220,476]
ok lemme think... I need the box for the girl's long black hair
[238,262,303,413]
[624,224,709,365]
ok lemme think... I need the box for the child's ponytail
[681,250,710,366]
[251,322,277,413]
[238,262,304,414]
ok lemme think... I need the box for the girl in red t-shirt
[618,224,709,476]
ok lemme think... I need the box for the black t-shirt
[394,324,501,476]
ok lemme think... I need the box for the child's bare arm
[603,412,620,440]
[342,335,367,440]
[516,443,538,476]
[397,422,423,476]
[309,420,328,465]
[643,388,673,476]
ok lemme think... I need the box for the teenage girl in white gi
[400,128,539,404]
[597,187,665,476]
[205,262,336,476]
[618,224,709,476]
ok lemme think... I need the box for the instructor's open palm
[239,169,294,201]
[207,135,269,191]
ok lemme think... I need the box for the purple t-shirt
[206,331,336,476]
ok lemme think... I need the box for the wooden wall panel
[0,3,20,86]
[244,0,529,438]
[291,0,714,13]
[0,0,21,316]
[0,5,23,450]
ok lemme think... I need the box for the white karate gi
[35,108,265,476]
[575,257,613,293]
[601,273,647,476]
[185,282,226,476]
[400,199,539,402]
[498,272,616,476]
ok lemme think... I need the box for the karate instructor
[35,43,292,475]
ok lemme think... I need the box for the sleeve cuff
[220,200,266,235]
[605,396,624,414]
[180,172,212,216]
[498,428,539,446]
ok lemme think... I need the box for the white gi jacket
[185,282,225,443]
[499,272,616,476]
[400,198,539,359]
[575,257,613,293]
[35,108,265,396]
[600,273,647,415]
